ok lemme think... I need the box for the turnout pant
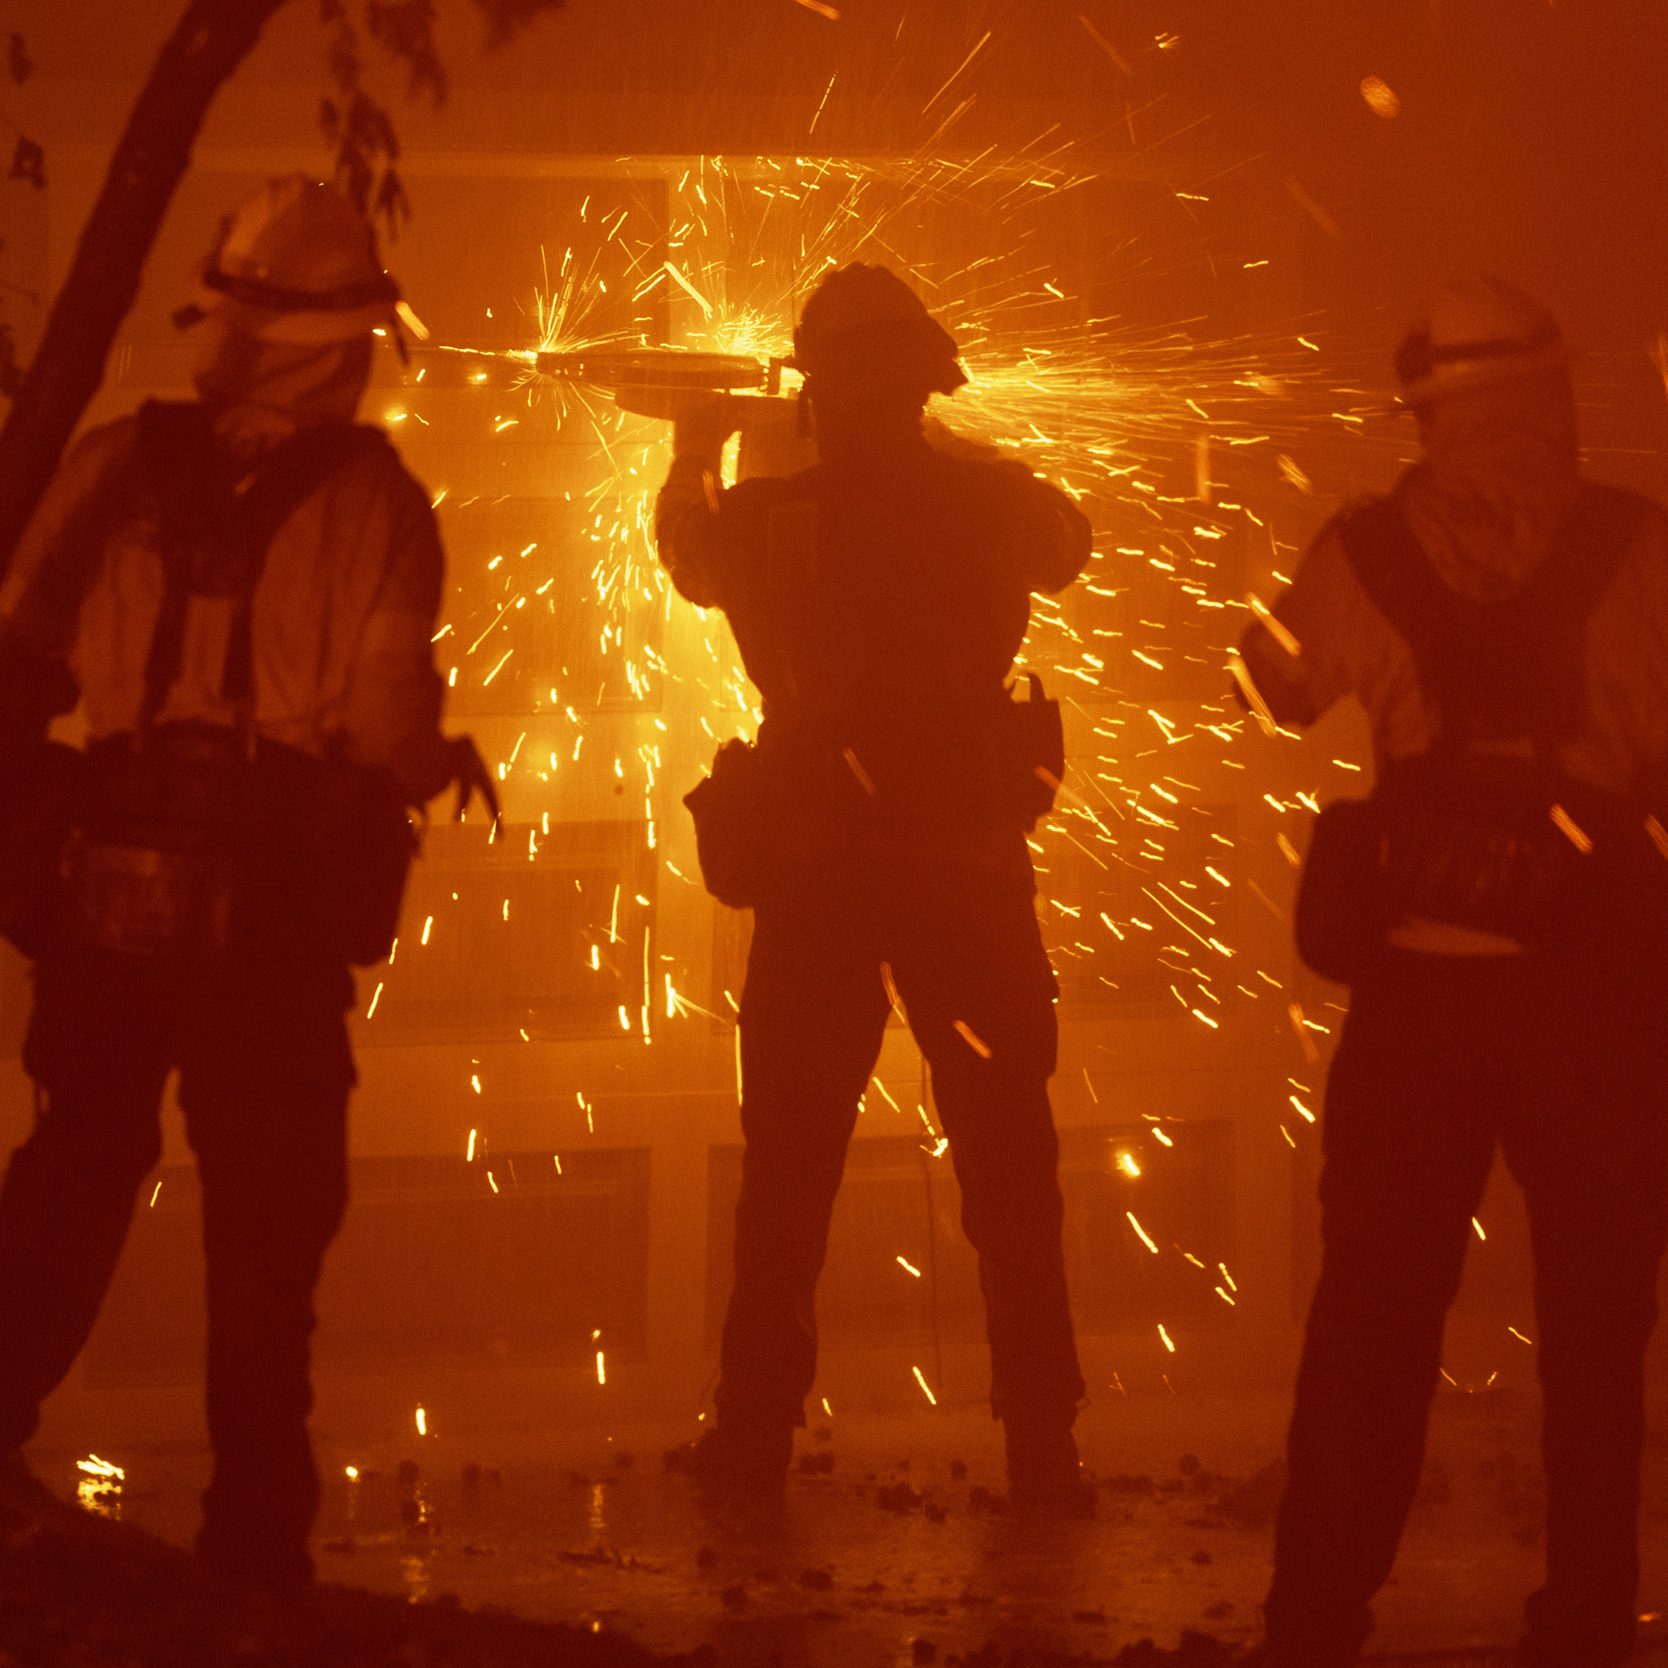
[716,861,1085,1433]
[0,951,354,1586]
[1267,950,1668,1667]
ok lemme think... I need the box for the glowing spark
[922,29,991,117]
[1359,75,1401,118]
[1075,12,1132,75]
[911,1365,939,1406]
[1284,177,1342,239]
[1227,651,1280,737]
[395,298,431,339]
[1276,453,1314,494]
[1549,804,1593,854]
[662,262,714,318]
[1248,593,1301,656]
[841,746,877,796]
[808,72,838,135]
[896,1255,923,1278]
[1126,1211,1160,1254]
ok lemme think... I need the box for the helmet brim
[1396,342,1570,409]
[178,284,397,345]
[791,309,967,397]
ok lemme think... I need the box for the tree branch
[0,0,289,582]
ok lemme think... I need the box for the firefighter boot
[1004,1417,1095,1519]
[664,1424,792,1512]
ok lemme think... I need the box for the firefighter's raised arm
[992,459,1093,595]
[653,396,748,609]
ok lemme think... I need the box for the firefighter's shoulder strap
[133,401,388,735]
[1337,484,1649,744]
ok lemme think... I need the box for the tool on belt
[0,401,415,965]
[684,676,1066,910]
[1294,484,1667,983]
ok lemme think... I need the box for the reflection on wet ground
[34,1390,1668,1665]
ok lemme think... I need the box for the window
[364,819,658,1044]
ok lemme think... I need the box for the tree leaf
[372,166,410,237]
[8,137,45,190]
[364,0,447,105]
[469,0,566,48]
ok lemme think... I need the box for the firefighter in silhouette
[0,177,492,1593]
[1240,280,1668,1668]
[656,264,1094,1513]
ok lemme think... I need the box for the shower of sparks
[75,1454,125,1520]
[382,133,1413,1378]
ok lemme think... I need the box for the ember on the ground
[13,1390,1668,1666]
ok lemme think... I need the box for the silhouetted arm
[655,454,731,608]
[654,401,747,609]
[990,460,1093,593]
[1235,522,1359,727]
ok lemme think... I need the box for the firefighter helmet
[791,263,967,396]
[1395,278,1568,408]
[176,175,404,345]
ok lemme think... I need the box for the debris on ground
[0,1491,699,1668]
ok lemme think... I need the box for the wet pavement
[28,1387,1668,1665]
